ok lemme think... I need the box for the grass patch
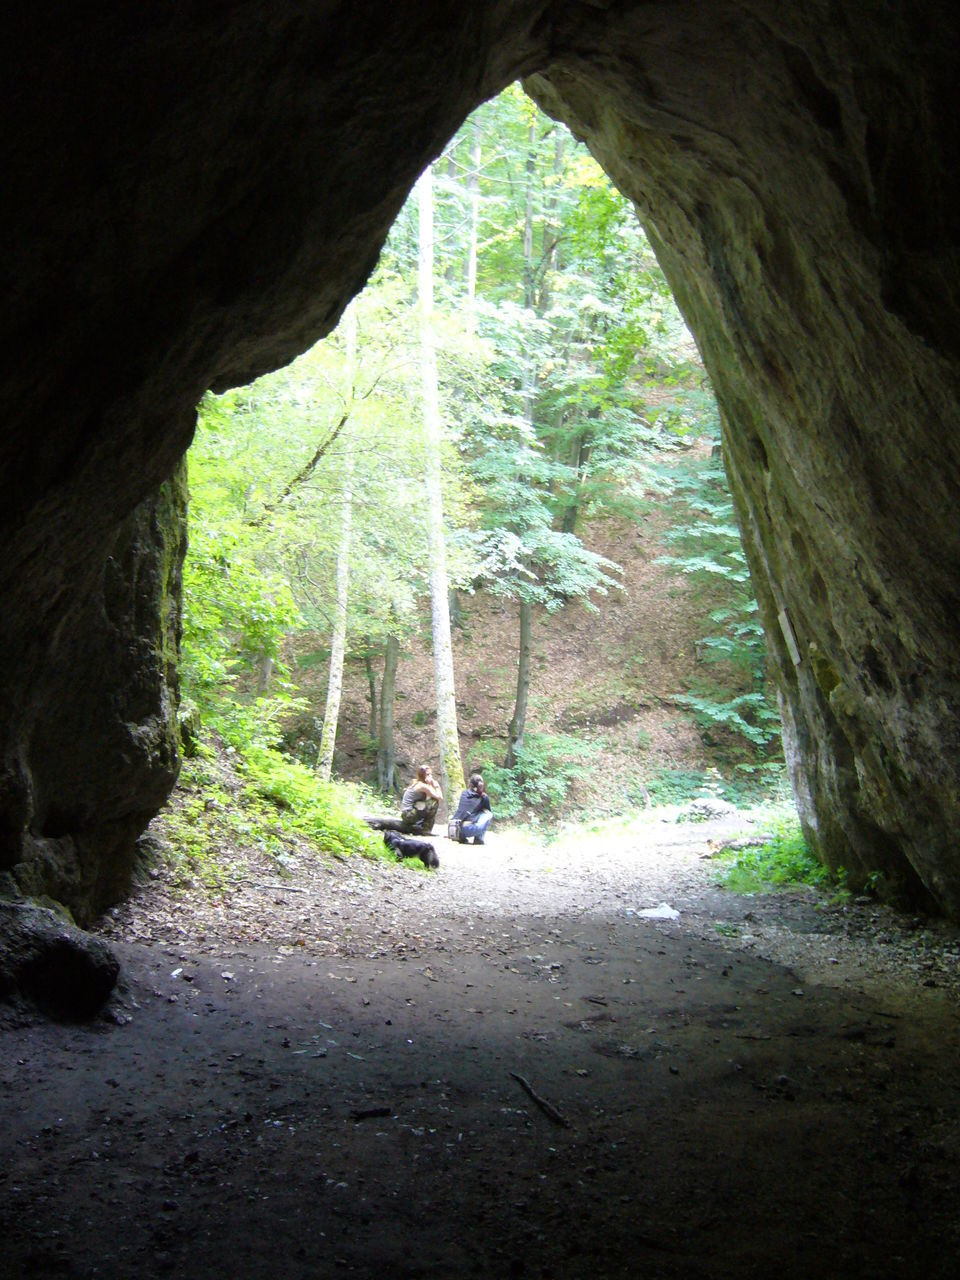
[153,733,387,894]
[714,817,833,894]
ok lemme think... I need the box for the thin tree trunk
[561,431,591,534]
[417,165,465,811]
[506,137,539,771]
[466,116,481,328]
[538,130,564,313]
[521,117,538,429]
[315,447,352,778]
[522,119,536,312]
[505,599,532,769]
[363,645,378,741]
[448,588,463,629]
[255,652,274,696]
[316,306,357,780]
[378,632,400,794]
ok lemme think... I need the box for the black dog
[383,829,440,870]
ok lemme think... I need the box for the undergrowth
[714,817,841,895]
[626,763,789,813]
[479,731,602,819]
[155,699,384,891]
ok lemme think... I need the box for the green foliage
[480,731,601,817]
[722,762,792,807]
[673,687,780,747]
[657,436,782,757]
[156,757,241,891]
[156,731,383,888]
[182,505,299,700]
[640,768,709,806]
[715,818,831,894]
[239,745,381,861]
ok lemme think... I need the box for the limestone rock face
[526,1,960,912]
[1,3,958,916]
[7,468,187,925]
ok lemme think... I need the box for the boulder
[0,900,119,1020]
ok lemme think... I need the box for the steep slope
[288,450,773,821]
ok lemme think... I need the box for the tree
[658,427,781,758]
[417,164,466,808]
[316,305,357,779]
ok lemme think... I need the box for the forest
[174,86,786,874]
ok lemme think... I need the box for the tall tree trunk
[315,447,353,778]
[505,599,532,769]
[522,119,537,313]
[316,306,357,780]
[561,430,592,534]
[363,644,378,741]
[466,116,481,329]
[377,632,400,794]
[538,130,565,313]
[417,165,465,811]
[506,137,540,771]
[448,587,463,630]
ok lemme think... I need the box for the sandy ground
[3,813,960,1279]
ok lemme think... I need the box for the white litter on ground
[636,902,681,920]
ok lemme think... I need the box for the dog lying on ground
[382,829,440,870]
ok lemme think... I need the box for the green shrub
[240,744,381,860]
[715,818,830,893]
[480,732,601,818]
[642,768,707,806]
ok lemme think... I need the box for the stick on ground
[510,1071,569,1127]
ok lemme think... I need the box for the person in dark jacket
[450,773,492,845]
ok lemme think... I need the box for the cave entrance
[5,11,960,1273]
[167,87,790,906]
[5,3,957,941]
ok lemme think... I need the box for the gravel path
[7,808,960,1280]
[101,807,960,1008]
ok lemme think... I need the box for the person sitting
[449,773,492,845]
[399,764,443,835]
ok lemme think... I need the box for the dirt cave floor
[3,814,960,1280]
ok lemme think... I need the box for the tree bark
[316,306,357,780]
[538,130,564,313]
[561,429,592,534]
[254,652,274,696]
[417,165,466,810]
[466,116,481,328]
[522,119,537,313]
[377,632,400,794]
[363,645,378,741]
[505,599,532,769]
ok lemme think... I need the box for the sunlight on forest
[174,85,788,874]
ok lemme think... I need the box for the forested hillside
[179,87,783,833]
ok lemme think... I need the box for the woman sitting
[399,764,443,835]
[450,773,492,845]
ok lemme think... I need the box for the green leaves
[656,437,781,754]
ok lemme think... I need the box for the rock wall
[8,467,187,925]
[1,2,958,919]
[527,0,960,911]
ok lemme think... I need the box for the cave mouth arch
[181,87,777,855]
[1,2,958,927]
